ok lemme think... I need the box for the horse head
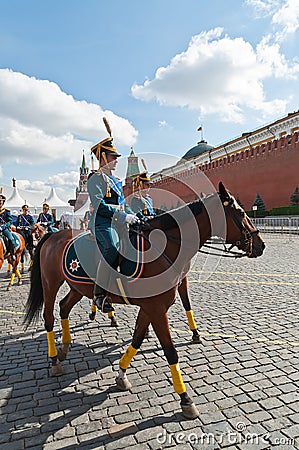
[218,182,265,258]
[31,223,46,241]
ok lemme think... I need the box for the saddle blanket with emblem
[62,231,145,285]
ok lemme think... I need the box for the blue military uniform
[37,203,56,233]
[88,170,136,265]
[130,171,156,218]
[0,195,17,258]
[88,118,139,313]
[17,205,35,248]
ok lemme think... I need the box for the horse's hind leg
[58,289,83,362]
[150,308,199,419]
[178,276,200,342]
[108,310,118,327]
[116,308,150,391]
[7,261,22,290]
[89,300,118,327]
[43,282,65,376]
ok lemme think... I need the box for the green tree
[252,193,266,211]
[290,186,299,205]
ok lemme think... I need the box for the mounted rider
[37,203,56,233]
[87,117,139,313]
[130,170,156,218]
[0,194,17,260]
[16,204,35,249]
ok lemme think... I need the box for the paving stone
[1,237,299,449]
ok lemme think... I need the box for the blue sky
[0,0,298,201]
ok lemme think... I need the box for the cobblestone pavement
[0,235,298,449]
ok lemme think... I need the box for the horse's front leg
[116,308,150,391]
[150,306,199,419]
[178,276,200,342]
[20,250,25,274]
[7,261,22,290]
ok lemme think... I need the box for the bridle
[132,193,260,260]
[198,195,260,258]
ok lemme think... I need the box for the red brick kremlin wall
[150,132,299,211]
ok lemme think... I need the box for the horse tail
[23,233,53,328]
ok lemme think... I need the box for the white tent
[44,187,73,222]
[5,186,27,213]
[46,187,68,207]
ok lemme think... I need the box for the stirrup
[94,295,114,313]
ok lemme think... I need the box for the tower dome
[181,139,214,160]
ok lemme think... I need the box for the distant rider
[37,203,56,233]
[17,204,35,249]
[0,194,17,260]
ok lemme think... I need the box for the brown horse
[0,232,25,290]
[89,274,200,340]
[24,183,265,419]
[31,223,47,243]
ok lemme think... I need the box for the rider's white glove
[125,214,139,225]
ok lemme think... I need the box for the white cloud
[272,0,299,39]
[158,120,168,128]
[245,0,281,17]
[17,170,79,202]
[132,27,294,122]
[246,0,299,40]
[0,69,138,165]
[256,34,299,77]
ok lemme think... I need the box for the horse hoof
[20,270,24,274]
[57,343,70,362]
[6,285,11,291]
[51,363,63,377]
[89,311,96,321]
[110,318,119,327]
[18,280,22,286]
[181,402,200,419]
[115,375,132,391]
[192,334,201,343]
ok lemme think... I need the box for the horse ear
[218,182,229,203]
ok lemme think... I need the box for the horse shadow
[0,326,189,448]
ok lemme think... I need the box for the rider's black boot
[93,284,114,313]
[8,241,16,261]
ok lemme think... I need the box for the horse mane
[147,198,204,231]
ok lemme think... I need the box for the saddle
[62,230,145,285]
[0,232,21,258]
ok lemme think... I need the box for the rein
[133,192,259,260]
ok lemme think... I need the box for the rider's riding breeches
[94,226,119,293]
[2,228,17,248]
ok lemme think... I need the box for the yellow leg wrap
[186,310,197,331]
[91,303,97,313]
[61,318,71,344]
[16,269,21,279]
[119,344,138,370]
[108,311,114,318]
[170,363,186,395]
[47,331,58,358]
[10,273,15,285]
